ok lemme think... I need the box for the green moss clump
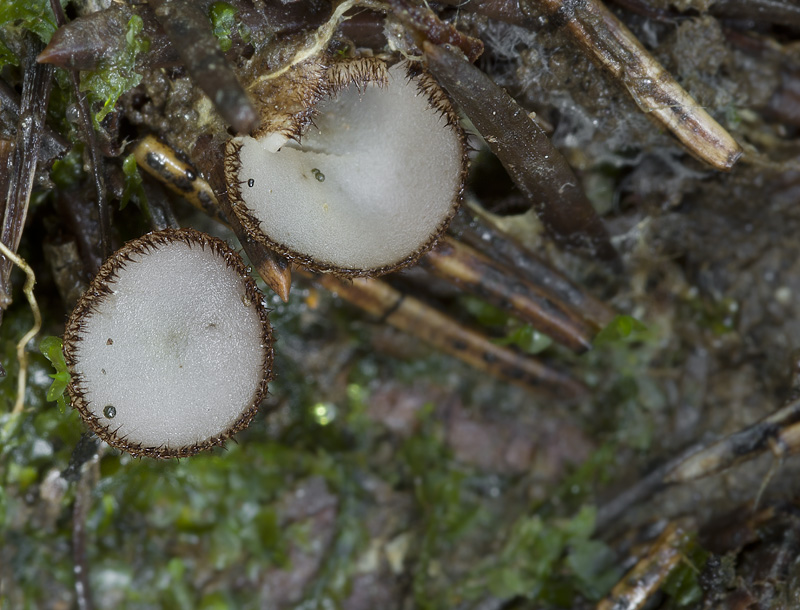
[0,0,64,68]
[208,2,237,53]
[80,14,149,124]
[39,336,69,411]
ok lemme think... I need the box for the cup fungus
[226,58,468,276]
[63,228,273,458]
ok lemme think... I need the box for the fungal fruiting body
[226,58,467,276]
[63,229,273,458]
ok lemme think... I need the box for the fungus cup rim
[225,58,469,277]
[63,227,274,459]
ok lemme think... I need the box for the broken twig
[665,396,800,483]
[133,135,293,301]
[597,521,694,610]
[47,0,112,260]
[521,0,742,170]
[148,0,258,134]
[1,37,54,309]
[422,237,596,352]
[313,272,588,397]
[425,41,619,262]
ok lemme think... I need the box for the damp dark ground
[3,1,800,608]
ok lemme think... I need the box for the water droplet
[311,168,325,182]
[103,405,116,419]
[247,178,255,187]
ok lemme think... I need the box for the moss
[460,505,620,605]
[0,0,64,68]
[593,315,650,347]
[208,2,237,53]
[50,145,85,190]
[80,14,149,124]
[119,153,146,211]
[39,336,69,411]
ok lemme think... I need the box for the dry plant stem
[148,0,258,134]
[387,0,484,61]
[133,135,229,226]
[597,521,691,610]
[452,207,616,329]
[141,177,180,231]
[0,80,68,165]
[595,442,705,531]
[43,240,89,309]
[665,396,800,483]
[434,0,742,169]
[71,447,99,610]
[209,183,293,303]
[310,272,588,397]
[55,190,105,277]
[0,239,43,415]
[424,42,619,263]
[247,0,389,86]
[48,0,111,260]
[711,0,800,27]
[1,38,54,308]
[422,237,596,352]
[154,134,294,302]
[522,0,742,170]
[0,139,13,215]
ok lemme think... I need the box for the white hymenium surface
[235,63,462,270]
[72,241,266,450]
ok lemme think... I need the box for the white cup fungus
[226,58,467,276]
[63,228,273,458]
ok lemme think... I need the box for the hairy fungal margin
[227,58,468,277]
[63,228,273,458]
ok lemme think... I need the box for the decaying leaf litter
[2,0,800,607]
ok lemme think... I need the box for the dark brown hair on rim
[224,56,469,278]
[62,228,274,459]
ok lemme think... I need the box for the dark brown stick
[422,237,596,352]
[522,0,742,170]
[48,0,112,260]
[424,41,619,262]
[665,396,800,483]
[311,272,588,397]
[0,37,55,309]
[451,210,616,330]
[148,0,258,134]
